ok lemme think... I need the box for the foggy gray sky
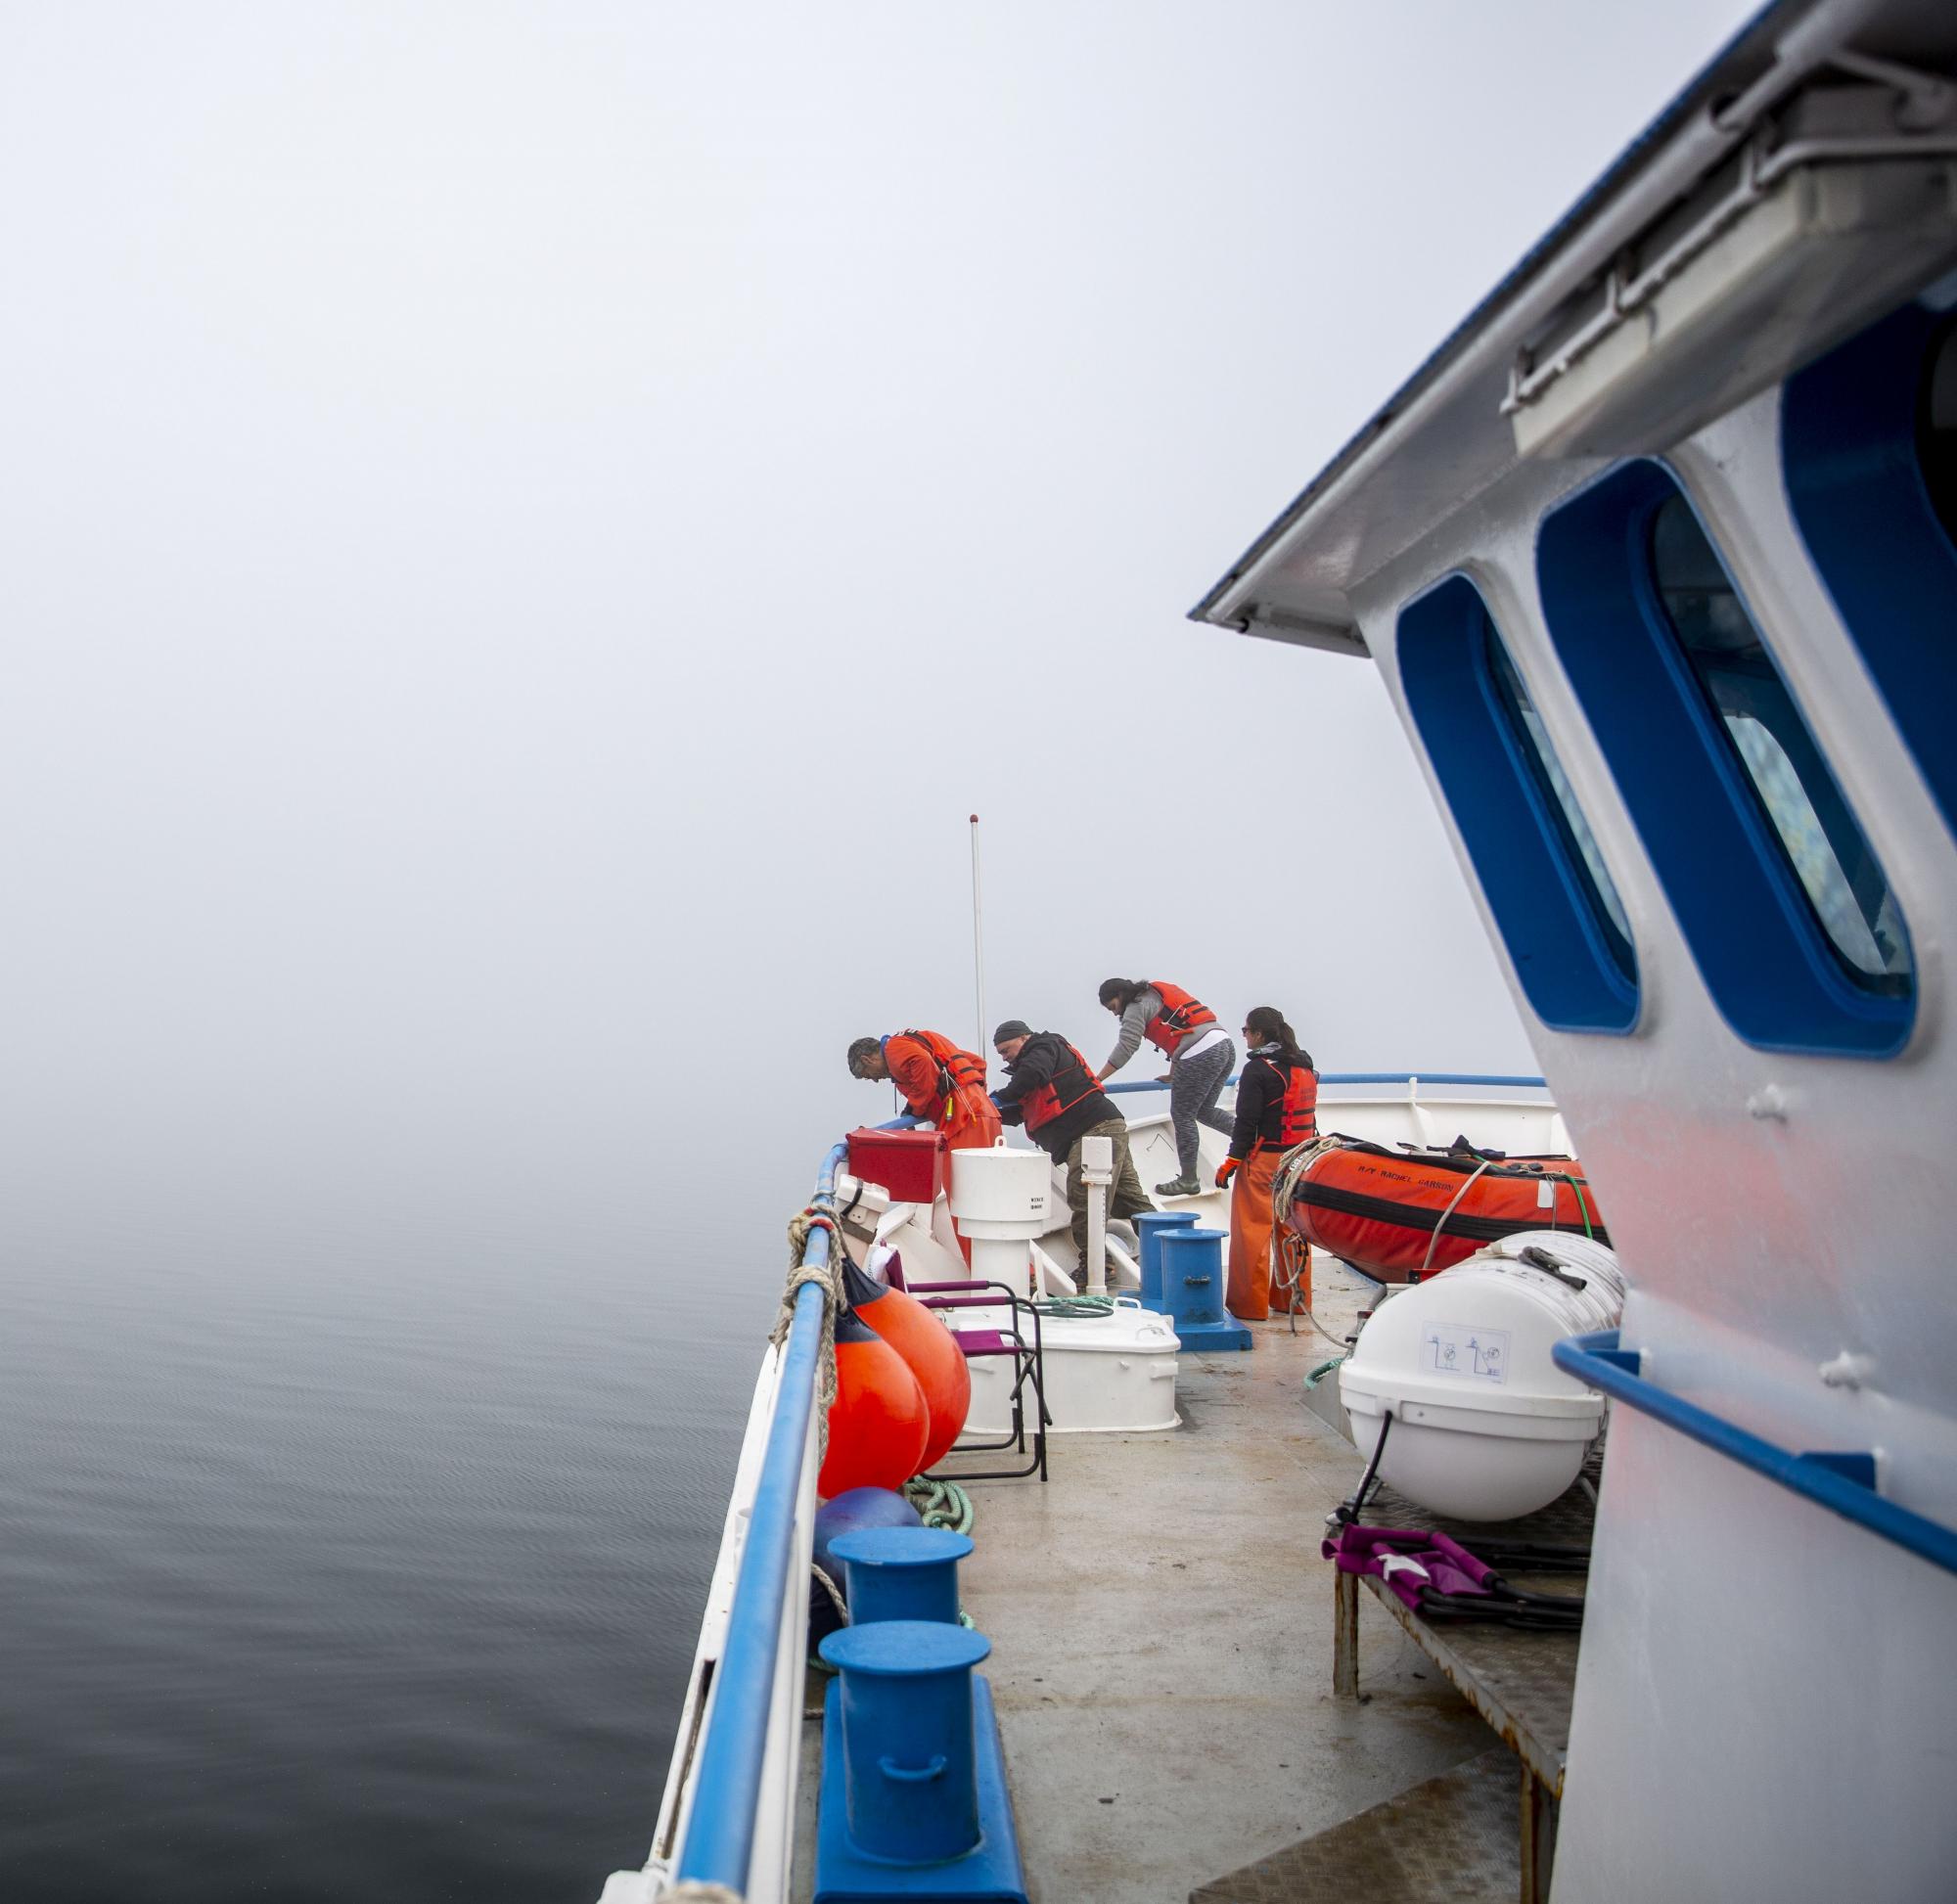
[2,4,1756,1246]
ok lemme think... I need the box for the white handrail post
[1079,1132,1113,1295]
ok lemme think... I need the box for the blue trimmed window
[1397,576,1638,1033]
[1782,297,1957,843]
[1538,464,1915,1058]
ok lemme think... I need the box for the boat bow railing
[1100,1070,1547,1094]
[666,1141,844,1898]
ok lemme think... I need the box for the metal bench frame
[908,1279,1050,1483]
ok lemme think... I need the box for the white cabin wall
[1660,392,1957,1435]
[1337,370,1957,1902]
[1345,412,1957,1517]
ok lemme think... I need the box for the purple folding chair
[905,1275,1050,1483]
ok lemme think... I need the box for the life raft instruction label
[1421,1323,1511,1383]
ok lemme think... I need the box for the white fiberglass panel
[1553,1405,1957,1902]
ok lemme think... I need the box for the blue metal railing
[1554,1330,1957,1578]
[672,1139,846,1892]
[1101,1070,1546,1094]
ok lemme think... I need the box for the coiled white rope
[1270,1134,1358,1350]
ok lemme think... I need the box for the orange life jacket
[893,1028,988,1126]
[1142,980,1217,1057]
[1021,1038,1103,1134]
[1274,1062,1319,1148]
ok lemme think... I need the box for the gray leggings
[1169,1037,1237,1177]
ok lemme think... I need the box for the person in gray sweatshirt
[1094,977,1237,1198]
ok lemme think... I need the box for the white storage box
[946,1300,1181,1437]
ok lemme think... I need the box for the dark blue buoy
[814,1487,924,1581]
[810,1487,924,1645]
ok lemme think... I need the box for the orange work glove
[1214,1156,1240,1189]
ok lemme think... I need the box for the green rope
[1032,1293,1116,1319]
[903,1474,976,1535]
[1303,1355,1347,1390]
[1559,1175,1596,1240]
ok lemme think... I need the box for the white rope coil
[1269,1134,1354,1350]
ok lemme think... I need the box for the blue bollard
[828,1525,973,1626]
[819,1620,992,1865]
[1159,1227,1252,1351]
[1133,1210,1199,1310]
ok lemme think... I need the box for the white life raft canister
[1338,1230,1625,1520]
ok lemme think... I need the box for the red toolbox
[845,1127,949,1204]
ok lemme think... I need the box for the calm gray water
[0,1142,789,1902]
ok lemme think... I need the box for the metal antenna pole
[969,813,987,1056]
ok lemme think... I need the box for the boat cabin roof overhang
[1191,0,1957,657]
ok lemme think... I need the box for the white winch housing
[1339,1231,1625,1520]
[946,1140,1052,1239]
[945,1140,1055,1289]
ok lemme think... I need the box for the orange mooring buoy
[842,1257,972,1470]
[817,1305,931,1499]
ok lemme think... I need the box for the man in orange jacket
[846,1029,1002,1152]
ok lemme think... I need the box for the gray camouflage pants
[1169,1037,1237,1179]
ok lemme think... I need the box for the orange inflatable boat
[1284,1136,1609,1283]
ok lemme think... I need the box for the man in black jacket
[991,1020,1155,1267]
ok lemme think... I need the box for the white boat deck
[792,1267,1496,1903]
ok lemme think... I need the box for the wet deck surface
[952,1280,1493,1904]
